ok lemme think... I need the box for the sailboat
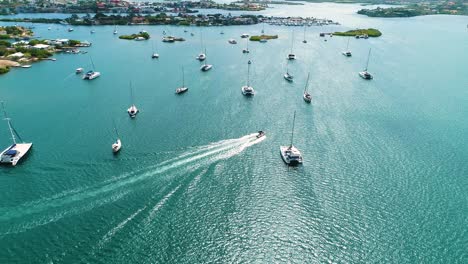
[151,41,159,59]
[196,31,206,61]
[288,30,296,60]
[200,49,212,71]
[242,38,250,53]
[303,73,312,103]
[342,38,352,57]
[302,26,307,43]
[112,123,122,153]
[283,60,293,82]
[127,82,139,118]
[241,60,255,96]
[176,66,188,94]
[280,111,303,165]
[0,102,32,166]
[83,56,101,80]
[261,21,265,34]
[359,48,373,80]
[113,25,118,35]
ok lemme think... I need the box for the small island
[333,28,382,38]
[249,35,279,41]
[119,31,150,40]
[0,26,91,75]
[358,0,468,17]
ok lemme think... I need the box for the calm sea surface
[0,3,467,263]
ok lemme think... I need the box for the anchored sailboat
[303,73,312,103]
[113,25,118,35]
[359,48,373,80]
[200,48,212,71]
[112,122,122,153]
[0,102,32,166]
[83,56,101,80]
[127,81,139,118]
[241,60,255,96]
[196,31,206,61]
[280,111,303,165]
[151,41,159,59]
[342,38,352,57]
[302,26,307,43]
[176,66,188,94]
[284,60,293,82]
[242,38,250,54]
[288,30,296,60]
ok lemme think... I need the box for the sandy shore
[0,60,20,68]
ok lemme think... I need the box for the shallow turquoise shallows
[0,3,467,263]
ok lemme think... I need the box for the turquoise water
[1,3,468,263]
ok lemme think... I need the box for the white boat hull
[176,87,188,94]
[83,72,101,80]
[112,139,122,153]
[359,71,373,80]
[200,64,212,71]
[241,86,255,96]
[0,143,33,166]
[280,146,303,165]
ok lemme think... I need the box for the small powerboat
[256,131,265,138]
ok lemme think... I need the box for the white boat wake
[0,133,266,235]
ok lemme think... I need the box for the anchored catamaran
[176,66,188,94]
[0,102,32,166]
[359,48,373,80]
[280,111,303,165]
[241,60,255,96]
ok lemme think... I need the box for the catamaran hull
[280,146,303,166]
[0,143,33,166]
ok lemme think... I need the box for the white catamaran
[176,66,188,94]
[83,56,101,80]
[241,60,255,96]
[342,37,352,57]
[0,102,32,166]
[280,111,303,165]
[359,48,373,80]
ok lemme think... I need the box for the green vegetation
[0,40,11,47]
[119,32,150,40]
[334,28,382,37]
[0,66,10,75]
[358,0,468,17]
[68,39,81,46]
[249,35,279,41]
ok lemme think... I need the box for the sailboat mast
[304,73,310,93]
[291,31,294,54]
[130,81,134,105]
[1,102,17,144]
[247,61,250,87]
[346,37,350,50]
[182,66,185,87]
[303,26,306,41]
[365,48,372,71]
[290,111,296,148]
[90,56,96,71]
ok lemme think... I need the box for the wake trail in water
[0,133,265,235]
